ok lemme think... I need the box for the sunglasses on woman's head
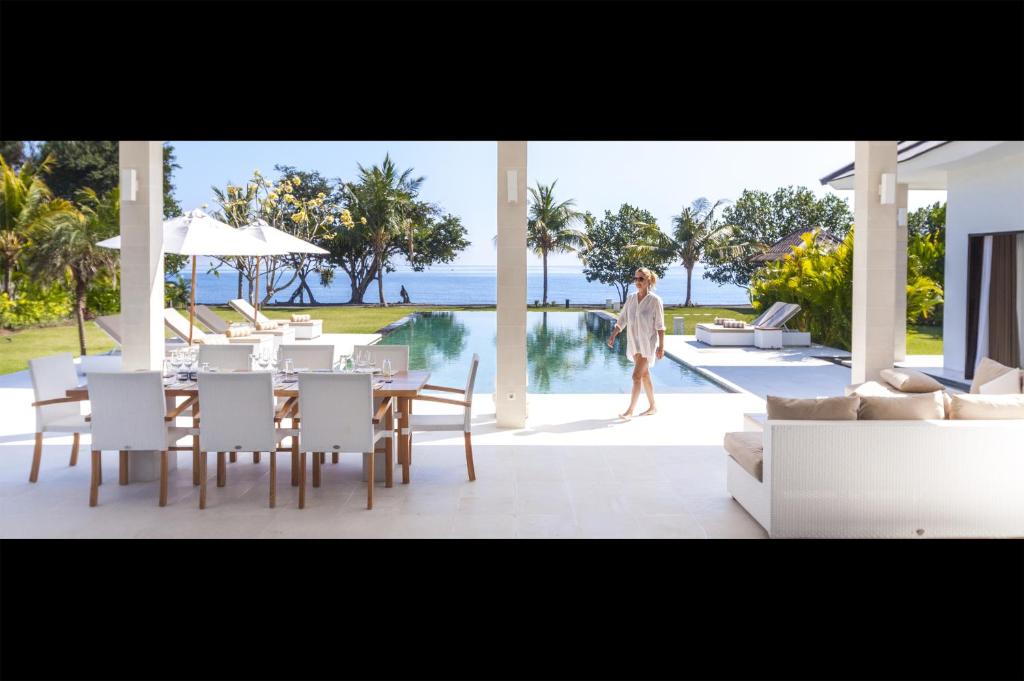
[634,277,645,282]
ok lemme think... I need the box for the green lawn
[0,304,944,375]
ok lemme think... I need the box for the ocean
[181,260,749,307]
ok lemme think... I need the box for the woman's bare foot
[619,410,634,420]
[639,406,657,416]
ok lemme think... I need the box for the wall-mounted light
[506,169,518,203]
[120,168,138,202]
[879,172,896,205]
[898,207,908,227]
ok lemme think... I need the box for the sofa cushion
[879,368,944,393]
[766,395,860,420]
[978,368,1023,395]
[858,392,946,420]
[845,380,902,397]
[723,431,763,482]
[950,393,1024,419]
[970,357,1017,394]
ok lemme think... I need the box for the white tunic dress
[614,291,666,363]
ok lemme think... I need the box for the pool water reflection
[377,311,727,394]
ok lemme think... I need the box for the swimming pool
[377,311,728,394]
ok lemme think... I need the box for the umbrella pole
[189,255,197,345]
[254,257,260,325]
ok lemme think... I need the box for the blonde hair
[636,267,658,289]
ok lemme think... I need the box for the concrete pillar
[851,141,899,383]
[894,182,909,361]
[495,142,528,428]
[119,141,175,481]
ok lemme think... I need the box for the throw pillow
[978,368,1023,395]
[950,393,1024,419]
[766,395,860,420]
[879,368,945,393]
[857,392,946,420]
[970,357,1016,394]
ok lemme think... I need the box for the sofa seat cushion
[723,431,763,482]
[766,395,860,420]
[950,393,1024,419]
[858,392,946,420]
[971,357,1018,394]
[880,368,945,393]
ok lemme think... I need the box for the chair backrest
[749,301,785,327]
[28,353,82,431]
[297,373,374,453]
[277,344,335,370]
[228,298,264,325]
[163,307,209,343]
[198,344,252,372]
[197,372,277,453]
[756,303,802,330]
[354,344,409,373]
[93,314,122,345]
[87,371,168,451]
[194,304,230,334]
[462,354,480,431]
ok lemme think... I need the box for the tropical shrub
[907,230,945,325]
[0,278,73,329]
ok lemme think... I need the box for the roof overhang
[820,141,1021,190]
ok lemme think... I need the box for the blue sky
[171,141,946,268]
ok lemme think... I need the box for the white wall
[943,146,1024,377]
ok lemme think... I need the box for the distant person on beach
[606,267,665,419]
[400,285,411,304]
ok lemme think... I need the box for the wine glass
[257,349,270,371]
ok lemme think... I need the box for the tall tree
[907,201,946,239]
[28,188,120,355]
[342,155,423,307]
[527,181,590,305]
[703,185,853,291]
[630,197,730,306]
[580,205,673,303]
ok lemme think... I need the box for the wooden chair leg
[70,432,80,466]
[159,451,168,506]
[366,451,374,510]
[217,452,226,487]
[193,446,200,485]
[385,437,394,488]
[97,454,102,486]
[312,451,321,488]
[229,451,237,463]
[119,451,129,485]
[29,432,42,483]
[268,452,276,508]
[253,451,261,464]
[320,452,326,465]
[299,452,306,509]
[90,450,100,506]
[332,452,338,464]
[199,452,207,509]
[291,449,298,486]
[464,432,476,481]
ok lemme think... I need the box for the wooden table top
[65,369,432,400]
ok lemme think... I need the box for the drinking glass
[381,358,393,383]
[283,358,294,375]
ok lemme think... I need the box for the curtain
[964,236,984,378]
[987,233,1020,368]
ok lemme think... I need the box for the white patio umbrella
[98,208,278,343]
[238,219,329,322]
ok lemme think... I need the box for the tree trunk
[376,257,387,307]
[3,266,11,298]
[684,265,694,307]
[74,278,88,357]
[542,250,549,306]
[236,269,243,300]
[300,276,317,304]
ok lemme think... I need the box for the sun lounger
[93,313,190,354]
[695,303,810,347]
[163,307,271,350]
[228,298,322,339]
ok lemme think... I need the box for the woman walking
[607,267,666,418]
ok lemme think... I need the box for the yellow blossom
[360,217,367,225]
[292,176,301,186]
[291,213,303,223]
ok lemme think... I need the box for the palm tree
[630,197,730,306]
[0,154,74,297]
[28,188,119,356]
[527,181,590,306]
[343,154,423,306]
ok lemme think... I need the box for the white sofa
[727,418,1024,538]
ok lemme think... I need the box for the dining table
[64,369,431,485]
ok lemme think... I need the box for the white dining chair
[351,343,409,467]
[277,344,335,371]
[409,353,479,481]
[196,372,298,509]
[86,371,198,507]
[27,353,89,483]
[297,372,393,509]
[197,344,253,372]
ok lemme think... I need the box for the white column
[495,142,528,428]
[894,182,909,361]
[851,141,899,383]
[119,141,175,481]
